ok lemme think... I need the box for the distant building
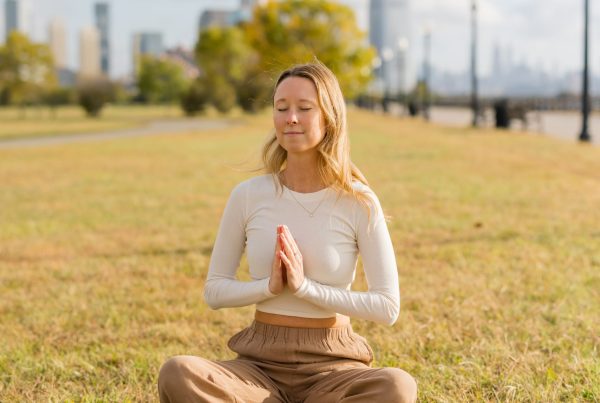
[94,2,111,75]
[162,47,200,80]
[49,18,67,69]
[134,32,164,57]
[4,0,19,38]
[3,0,32,40]
[369,0,411,95]
[197,0,263,34]
[132,32,164,74]
[79,26,101,78]
[198,10,236,32]
[57,68,77,87]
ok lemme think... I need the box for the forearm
[294,278,399,325]
[204,275,275,309]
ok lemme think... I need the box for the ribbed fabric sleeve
[204,182,276,309]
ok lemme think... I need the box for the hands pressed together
[269,225,305,295]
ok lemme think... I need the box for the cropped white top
[204,174,400,325]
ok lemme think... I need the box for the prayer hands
[269,225,305,294]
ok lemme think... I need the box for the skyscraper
[5,0,19,39]
[132,32,164,74]
[79,26,101,78]
[369,0,411,94]
[49,18,67,69]
[94,2,110,75]
[134,32,164,57]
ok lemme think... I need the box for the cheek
[273,114,284,131]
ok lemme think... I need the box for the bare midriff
[255,310,350,328]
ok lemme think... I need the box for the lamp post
[398,37,410,115]
[381,47,394,112]
[579,0,592,142]
[470,0,479,127]
[422,26,432,121]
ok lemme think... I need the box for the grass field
[0,105,185,140]
[1,108,599,401]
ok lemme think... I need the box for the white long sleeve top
[204,174,400,325]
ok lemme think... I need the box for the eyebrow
[274,98,317,104]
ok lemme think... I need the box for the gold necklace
[287,187,328,217]
[280,173,328,218]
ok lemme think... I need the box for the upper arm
[355,190,400,304]
[206,183,247,281]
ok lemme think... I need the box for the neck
[282,153,325,193]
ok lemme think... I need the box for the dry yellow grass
[0,108,599,401]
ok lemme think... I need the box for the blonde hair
[261,61,374,214]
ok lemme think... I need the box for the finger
[280,233,296,262]
[283,226,301,256]
[279,250,291,269]
[277,226,285,250]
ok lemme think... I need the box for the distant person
[157,61,417,402]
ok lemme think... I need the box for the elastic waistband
[255,310,350,329]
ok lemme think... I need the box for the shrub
[180,79,209,116]
[77,78,115,117]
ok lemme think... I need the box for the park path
[0,118,237,150]
[428,106,600,145]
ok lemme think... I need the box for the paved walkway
[428,106,599,145]
[0,118,237,150]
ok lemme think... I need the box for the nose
[286,111,298,125]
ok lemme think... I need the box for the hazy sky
[2,0,599,79]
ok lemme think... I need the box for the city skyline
[1,0,599,94]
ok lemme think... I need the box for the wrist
[269,278,282,295]
[292,277,308,296]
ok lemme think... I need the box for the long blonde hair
[261,61,374,213]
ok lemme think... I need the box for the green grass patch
[1,109,599,400]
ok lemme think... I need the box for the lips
[284,131,304,135]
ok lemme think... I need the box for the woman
[158,62,417,402]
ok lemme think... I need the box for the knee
[377,368,417,403]
[158,355,194,392]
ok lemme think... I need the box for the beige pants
[158,321,417,402]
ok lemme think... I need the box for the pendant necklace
[287,187,328,217]
[280,173,328,218]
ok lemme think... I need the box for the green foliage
[137,56,188,104]
[45,87,76,107]
[236,71,273,113]
[195,26,256,85]
[244,0,375,99]
[0,31,57,107]
[207,76,237,114]
[77,78,115,117]
[180,79,209,116]
[194,26,268,113]
[191,0,373,112]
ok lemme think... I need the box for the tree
[137,55,188,104]
[244,0,375,99]
[208,75,237,113]
[45,86,76,118]
[180,79,209,116]
[195,26,270,113]
[77,78,115,117]
[0,31,56,108]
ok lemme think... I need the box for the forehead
[274,76,318,102]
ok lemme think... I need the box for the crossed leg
[158,355,287,403]
[302,367,417,403]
